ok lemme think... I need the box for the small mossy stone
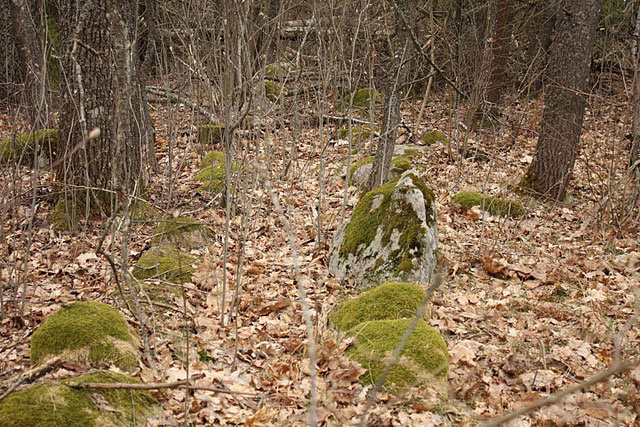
[347,318,448,390]
[198,125,225,146]
[152,216,213,248]
[348,156,413,182]
[0,370,160,427]
[452,191,525,218]
[129,200,161,225]
[30,302,138,371]
[265,62,293,78]
[331,282,427,331]
[195,150,241,193]
[133,246,195,283]
[420,130,448,146]
[336,125,379,143]
[263,79,285,102]
[0,129,59,165]
[338,88,381,110]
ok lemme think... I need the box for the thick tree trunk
[366,0,415,191]
[486,0,512,115]
[57,0,154,201]
[0,0,21,105]
[11,0,46,123]
[522,0,599,201]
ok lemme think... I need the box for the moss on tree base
[452,191,525,218]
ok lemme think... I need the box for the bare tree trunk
[11,0,46,124]
[486,0,512,116]
[57,0,154,207]
[0,0,21,105]
[522,0,599,201]
[366,0,415,191]
[631,3,640,178]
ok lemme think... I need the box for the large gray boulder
[329,170,438,286]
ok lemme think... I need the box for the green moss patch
[0,370,160,426]
[339,174,435,274]
[335,125,379,143]
[30,302,138,371]
[347,156,412,182]
[265,62,293,78]
[195,150,240,193]
[0,129,59,165]
[331,282,427,331]
[198,124,225,146]
[338,88,381,111]
[420,130,448,146]
[133,246,196,283]
[152,216,213,248]
[263,79,285,102]
[347,319,448,389]
[452,191,525,218]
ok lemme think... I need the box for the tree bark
[57,0,154,204]
[486,0,512,116]
[11,0,46,124]
[522,0,600,201]
[0,0,21,105]
[366,0,415,191]
[631,3,640,178]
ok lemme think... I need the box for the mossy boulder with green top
[335,125,380,143]
[347,156,412,189]
[420,130,448,146]
[30,302,139,371]
[329,170,438,287]
[338,88,381,111]
[331,282,428,331]
[152,216,213,249]
[346,318,448,390]
[0,129,59,166]
[132,246,196,284]
[195,150,242,194]
[0,370,161,426]
[452,191,525,218]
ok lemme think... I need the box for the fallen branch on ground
[0,356,63,402]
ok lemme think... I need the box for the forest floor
[1,76,640,426]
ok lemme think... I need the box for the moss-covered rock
[195,150,240,193]
[0,370,161,426]
[132,246,195,284]
[420,130,448,146]
[30,302,139,371]
[152,216,213,249]
[50,189,116,232]
[338,88,381,110]
[129,199,161,225]
[335,125,379,143]
[347,318,448,389]
[329,171,438,286]
[263,79,286,103]
[0,129,59,165]
[331,282,428,331]
[265,62,294,78]
[197,124,225,146]
[452,191,525,218]
[347,156,412,188]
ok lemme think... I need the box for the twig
[146,86,218,123]
[0,356,63,402]
[485,359,640,426]
[69,377,260,397]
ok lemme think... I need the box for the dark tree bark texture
[486,0,512,115]
[523,0,599,201]
[57,0,154,200]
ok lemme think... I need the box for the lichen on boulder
[346,318,448,389]
[197,124,225,146]
[335,125,379,143]
[30,302,139,371]
[0,370,161,426]
[331,282,428,331]
[452,191,525,218]
[133,246,196,284]
[152,216,213,249]
[0,129,58,166]
[347,156,412,189]
[262,79,286,103]
[329,170,438,286]
[420,130,448,146]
